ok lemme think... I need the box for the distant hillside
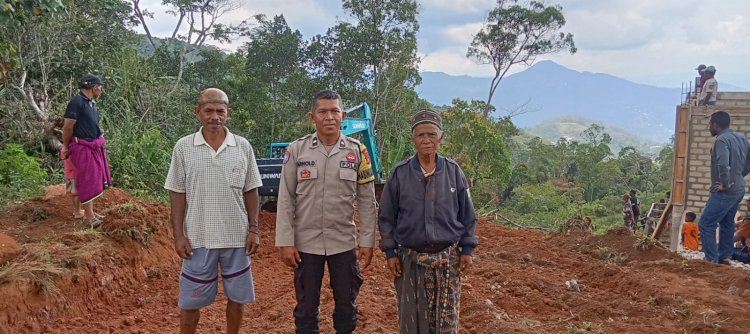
[135,36,218,62]
[417,61,684,143]
[523,116,665,156]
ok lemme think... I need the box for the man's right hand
[387,256,401,277]
[174,235,193,259]
[280,246,301,269]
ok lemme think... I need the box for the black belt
[404,243,453,254]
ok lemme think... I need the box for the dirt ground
[1,186,749,334]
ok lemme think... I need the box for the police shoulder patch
[282,150,291,164]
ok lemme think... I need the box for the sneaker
[719,258,732,266]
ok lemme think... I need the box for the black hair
[311,89,341,110]
[710,111,731,129]
[629,189,637,195]
[685,212,696,222]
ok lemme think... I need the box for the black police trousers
[294,249,363,334]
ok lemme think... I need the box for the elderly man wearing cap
[61,74,112,228]
[378,108,478,333]
[699,66,719,106]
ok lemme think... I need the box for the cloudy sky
[135,0,750,89]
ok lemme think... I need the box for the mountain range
[416,61,717,144]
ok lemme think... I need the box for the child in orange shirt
[682,212,700,251]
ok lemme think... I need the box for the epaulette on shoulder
[344,136,361,145]
[296,134,312,141]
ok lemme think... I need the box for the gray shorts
[178,247,255,310]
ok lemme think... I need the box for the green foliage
[308,0,424,169]
[441,99,512,206]
[0,143,46,200]
[106,127,172,199]
[0,0,64,27]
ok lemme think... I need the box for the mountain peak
[417,62,679,142]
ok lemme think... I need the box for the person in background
[682,212,700,251]
[699,66,718,106]
[583,216,594,231]
[732,217,750,264]
[695,64,707,96]
[699,111,750,265]
[622,192,636,231]
[378,108,478,333]
[61,74,111,228]
[630,189,641,228]
[164,88,262,334]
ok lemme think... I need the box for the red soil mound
[0,187,749,333]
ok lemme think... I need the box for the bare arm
[61,118,76,157]
[243,188,260,255]
[170,191,192,259]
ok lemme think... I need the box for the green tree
[305,0,424,169]
[440,99,512,207]
[0,0,64,27]
[0,0,135,148]
[572,124,614,201]
[130,0,252,93]
[242,14,315,148]
[467,0,576,115]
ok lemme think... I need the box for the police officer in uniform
[275,89,377,334]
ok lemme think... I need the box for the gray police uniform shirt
[275,133,377,256]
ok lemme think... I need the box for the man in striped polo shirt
[165,88,263,334]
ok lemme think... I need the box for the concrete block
[717,92,750,100]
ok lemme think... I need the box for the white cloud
[421,0,495,13]
[419,50,489,77]
[133,0,338,51]
[442,22,484,45]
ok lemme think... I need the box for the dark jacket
[378,154,478,257]
[711,128,750,193]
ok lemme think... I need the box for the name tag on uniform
[297,160,316,167]
[340,161,357,170]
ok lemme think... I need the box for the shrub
[106,127,172,199]
[0,143,47,201]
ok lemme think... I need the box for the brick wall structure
[670,92,750,250]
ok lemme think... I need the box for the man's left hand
[246,233,260,256]
[459,254,473,275]
[711,181,724,192]
[357,247,373,270]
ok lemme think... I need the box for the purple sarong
[69,136,112,204]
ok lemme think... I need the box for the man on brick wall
[699,66,718,106]
[699,111,750,265]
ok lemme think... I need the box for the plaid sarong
[395,245,461,334]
